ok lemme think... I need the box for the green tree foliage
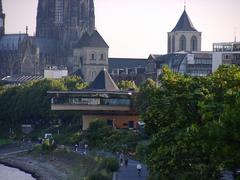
[140,65,240,179]
[0,76,87,136]
[117,80,139,91]
[86,120,141,152]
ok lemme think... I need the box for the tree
[117,80,138,91]
[140,66,240,179]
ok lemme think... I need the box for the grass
[0,138,11,146]
[30,148,114,180]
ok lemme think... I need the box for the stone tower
[36,0,95,44]
[168,9,201,53]
[0,0,5,36]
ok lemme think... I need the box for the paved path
[117,159,148,180]
[0,142,34,157]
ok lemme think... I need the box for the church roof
[0,34,27,51]
[89,69,119,91]
[171,10,197,32]
[75,30,109,48]
[109,58,147,70]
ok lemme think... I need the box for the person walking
[74,143,78,152]
[119,152,124,166]
[124,154,129,167]
[137,163,142,176]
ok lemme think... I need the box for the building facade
[48,69,139,130]
[212,42,240,72]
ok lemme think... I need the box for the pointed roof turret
[89,69,119,91]
[75,30,109,48]
[171,10,197,32]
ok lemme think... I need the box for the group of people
[117,151,142,176]
[74,143,88,155]
[119,152,129,167]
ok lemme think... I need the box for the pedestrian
[74,143,78,152]
[84,143,88,155]
[137,163,142,176]
[119,152,124,166]
[124,156,128,167]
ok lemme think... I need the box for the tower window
[91,54,95,60]
[179,35,186,51]
[100,54,104,60]
[191,36,198,51]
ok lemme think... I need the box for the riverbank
[0,152,68,180]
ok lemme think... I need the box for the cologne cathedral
[0,0,109,82]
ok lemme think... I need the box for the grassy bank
[30,147,118,180]
[0,139,11,146]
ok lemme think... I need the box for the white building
[44,66,68,79]
[212,42,240,72]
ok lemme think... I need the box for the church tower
[36,0,95,42]
[168,8,201,53]
[0,0,5,36]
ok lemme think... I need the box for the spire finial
[26,26,28,35]
[184,0,186,10]
[234,27,237,42]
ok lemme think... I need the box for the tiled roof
[75,30,109,48]
[109,58,147,69]
[0,34,27,51]
[172,10,197,32]
[89,69,119,91]
[156,53,187,67]
[1,75,43,84]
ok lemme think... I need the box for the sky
[2,0,240,58]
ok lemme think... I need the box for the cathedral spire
[184,0,186,11]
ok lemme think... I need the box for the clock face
[0,19,3,27]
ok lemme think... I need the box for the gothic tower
[0,0,5,36]
[36,0,95,43]
[168,8,201,53]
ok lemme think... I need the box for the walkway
[117,159,148,180]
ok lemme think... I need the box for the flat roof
[47,90,136,95]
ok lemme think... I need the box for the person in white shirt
[137,163,142,176]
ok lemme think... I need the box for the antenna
[184,0,186,10]
[234,27,237,42]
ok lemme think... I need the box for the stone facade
[0,0,107,82]
[73,46,108,82]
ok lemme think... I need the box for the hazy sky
[2,0,240,58]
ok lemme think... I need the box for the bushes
[101,158,119,172]
[87,172,111,180]
[86,120,142,153]
[135,143,149,162]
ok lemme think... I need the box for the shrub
[136,143,149,162]
[87,172,111,180]
[101,158,119,172]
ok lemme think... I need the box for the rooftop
[171,10,198,32]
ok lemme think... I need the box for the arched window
[168,36,171,53]
[179,35,186,51]
[172,36,175,52]
[191,36,198,51]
